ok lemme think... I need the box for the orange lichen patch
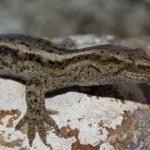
[0,109,21,127]
[0,130,25,149]
[98,121,104,128]
[19,148,27,150]
[98,121,115,134]
[0,139,23,148]
[59,125,100,150]
[72,140,100,150]
[108,114,133,144]
[106,108,150,149]
[60,125,79,139]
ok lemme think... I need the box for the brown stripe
[0,45,122,70]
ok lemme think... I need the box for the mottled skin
[111,37,150,103]
[0,34,149,146]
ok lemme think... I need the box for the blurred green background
[0,0,150,38]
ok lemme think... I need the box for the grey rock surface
[0,0,150,37]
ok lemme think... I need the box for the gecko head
[121,48,150,83]
[85,45,150,84]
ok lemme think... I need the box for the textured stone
[0,35,149,150]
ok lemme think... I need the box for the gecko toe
[28,118,36,146]
[15,108,59,146]
[44,113,60,133]
[15,114,28,130]
[37,117,47,145]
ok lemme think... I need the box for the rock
[0,35,149,149]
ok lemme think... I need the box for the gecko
[57,37,150,104]
[0,34,149,146]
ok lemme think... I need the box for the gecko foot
[15,109,60,146]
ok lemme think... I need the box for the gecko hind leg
[15,80,59,146]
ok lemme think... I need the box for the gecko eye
[124,57,134,64]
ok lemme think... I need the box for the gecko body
[0,34,149,146]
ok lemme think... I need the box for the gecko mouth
[122,61,150,83]
[123,71,150,82]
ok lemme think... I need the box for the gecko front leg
[15,79,59,146]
